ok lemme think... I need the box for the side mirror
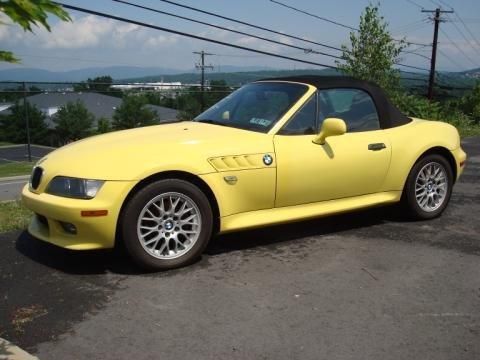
[312,118,347,145]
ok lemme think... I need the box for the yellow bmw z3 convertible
[22,76,467,270]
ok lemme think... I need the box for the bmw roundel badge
[263,154,273,166]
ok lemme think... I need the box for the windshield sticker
[249,118,272,127]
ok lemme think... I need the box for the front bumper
[22,181,136,250]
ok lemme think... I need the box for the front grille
[30,167,43,190]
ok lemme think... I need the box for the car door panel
[274,131,391,208]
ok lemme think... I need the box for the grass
[0,200,32,233]
[0,162,33,177]
[0,142,13,146]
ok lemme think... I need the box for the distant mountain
[0,66,184,82]
[124,68,339,85]
[0,65,278,83]
[461,67,480,79]
[0,65,475,93]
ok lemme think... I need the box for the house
[0,92,179,128]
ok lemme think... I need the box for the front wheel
[121,179,213,270]
[402,154,453,220]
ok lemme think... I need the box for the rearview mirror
[312,118,347,145]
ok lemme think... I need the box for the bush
[391,91,480,137]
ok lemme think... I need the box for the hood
[39,121,274,180]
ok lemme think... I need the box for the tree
[112,95,159,130]
[336,4,406,92]
[1,0,70,63]
[96,117,111,134]
[459,81,480,123]
[73,76,113,93]
[0,102,48,144]
[0,85,41,102]
[88,76,113,92]
[53,101,94,144]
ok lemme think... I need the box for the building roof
[0,92,179,128]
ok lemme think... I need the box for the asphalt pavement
[0,177,28,201]
[0,144,55,201]
[0,145,53,165]
[0,138,479,360]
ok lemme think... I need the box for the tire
[121,179,213,270]
[402,154,453,220]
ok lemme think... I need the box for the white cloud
[143,34,179,49]
[1,15,143,50]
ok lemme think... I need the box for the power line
[269,0,357,31]
[403,0,424,10]
[402,51,430,61]
[391,19,425,33]
[148,0,429,72]
[436,0,454,10]
[53,3,339,70]
[152,0,343,52]
[453,13,480,55]
[439,27,478,68]
[396,63,430,71]
[112,0,343,60]
[269,0,431,47]
[437,48,466,70]
[446,14,480,57]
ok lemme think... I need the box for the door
[274,88,392,208]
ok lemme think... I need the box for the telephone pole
[422,7,454,100]
[193,51,214,111]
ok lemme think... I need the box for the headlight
[46,177,105,199]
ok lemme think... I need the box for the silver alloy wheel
[137,192,202,259]
[414,162,448,212]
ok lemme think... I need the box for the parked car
[22,76,467,270]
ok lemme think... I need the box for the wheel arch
[398,145,457,197]
[115,170,220,248]
[415,146,457,181]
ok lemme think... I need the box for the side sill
[219,191,402,233]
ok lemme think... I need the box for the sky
[0,0,479,73]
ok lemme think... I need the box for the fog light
[60,221,77,234]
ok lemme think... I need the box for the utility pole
[23,82,32,162]
[193,51,214,111]
[422,7,454,100]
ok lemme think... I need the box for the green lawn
[0,201,32,233]
[0,142,13,146]
[0,162,33,177]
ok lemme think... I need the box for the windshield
[194,82,308,133]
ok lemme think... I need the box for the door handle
[368,143,386,151]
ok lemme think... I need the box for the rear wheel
[121,179,213,270]
[402,154,453,220]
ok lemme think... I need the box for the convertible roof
[256,75,411,129]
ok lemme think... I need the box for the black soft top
[256,75,411,129]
